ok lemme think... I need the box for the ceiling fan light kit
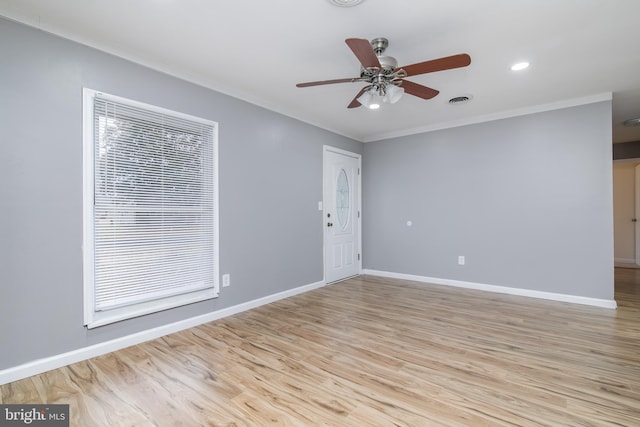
[296,37,471,109]
[357,83,404,109]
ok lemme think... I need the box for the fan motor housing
[378,55,398,71]
[360,55,398,78]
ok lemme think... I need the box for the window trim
[82,88,219,329]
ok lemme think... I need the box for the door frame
[613,158,640,266]
[323,145,362,283]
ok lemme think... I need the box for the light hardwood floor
[2,271,640,426]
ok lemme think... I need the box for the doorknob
[327,222,333,227]
[633,218,637,222]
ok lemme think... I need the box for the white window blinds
[83,89,219,328]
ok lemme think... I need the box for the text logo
[0,405,69,426]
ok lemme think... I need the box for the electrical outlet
[222,274,231,287]
[458,256,465,265]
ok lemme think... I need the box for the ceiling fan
[296,37,471,109]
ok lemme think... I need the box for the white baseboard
[0,280,326,386]
[363,269,618,309]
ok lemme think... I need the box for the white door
[323,146,361,283]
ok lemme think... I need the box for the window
[83,89,219,329]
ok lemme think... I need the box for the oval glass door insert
[336,168,350,230]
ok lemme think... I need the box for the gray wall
[363,102,614,300]
[0,16,616,373]
[0,18,361,370]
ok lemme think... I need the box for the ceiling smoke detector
[623,117,640,127]
[326,0,366,6]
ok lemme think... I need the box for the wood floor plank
[2,270,640,426]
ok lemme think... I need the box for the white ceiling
[2,0,640,143]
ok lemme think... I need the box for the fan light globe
[357,88,383,109]
[356,90,373,107]
[385,85,404,104]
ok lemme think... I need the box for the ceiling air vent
[326,0,366,7]
[448,95,472,105]
[623,117,640,127]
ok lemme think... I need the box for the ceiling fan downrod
[370,37,389,56]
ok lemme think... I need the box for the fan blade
[348,87,369,109]
[400,80,440,100]
[345,38,381,69]
[398,54,471,77]
[296,78,359,87]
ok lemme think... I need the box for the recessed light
[623,117,640,127]
[511,62,530,71]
